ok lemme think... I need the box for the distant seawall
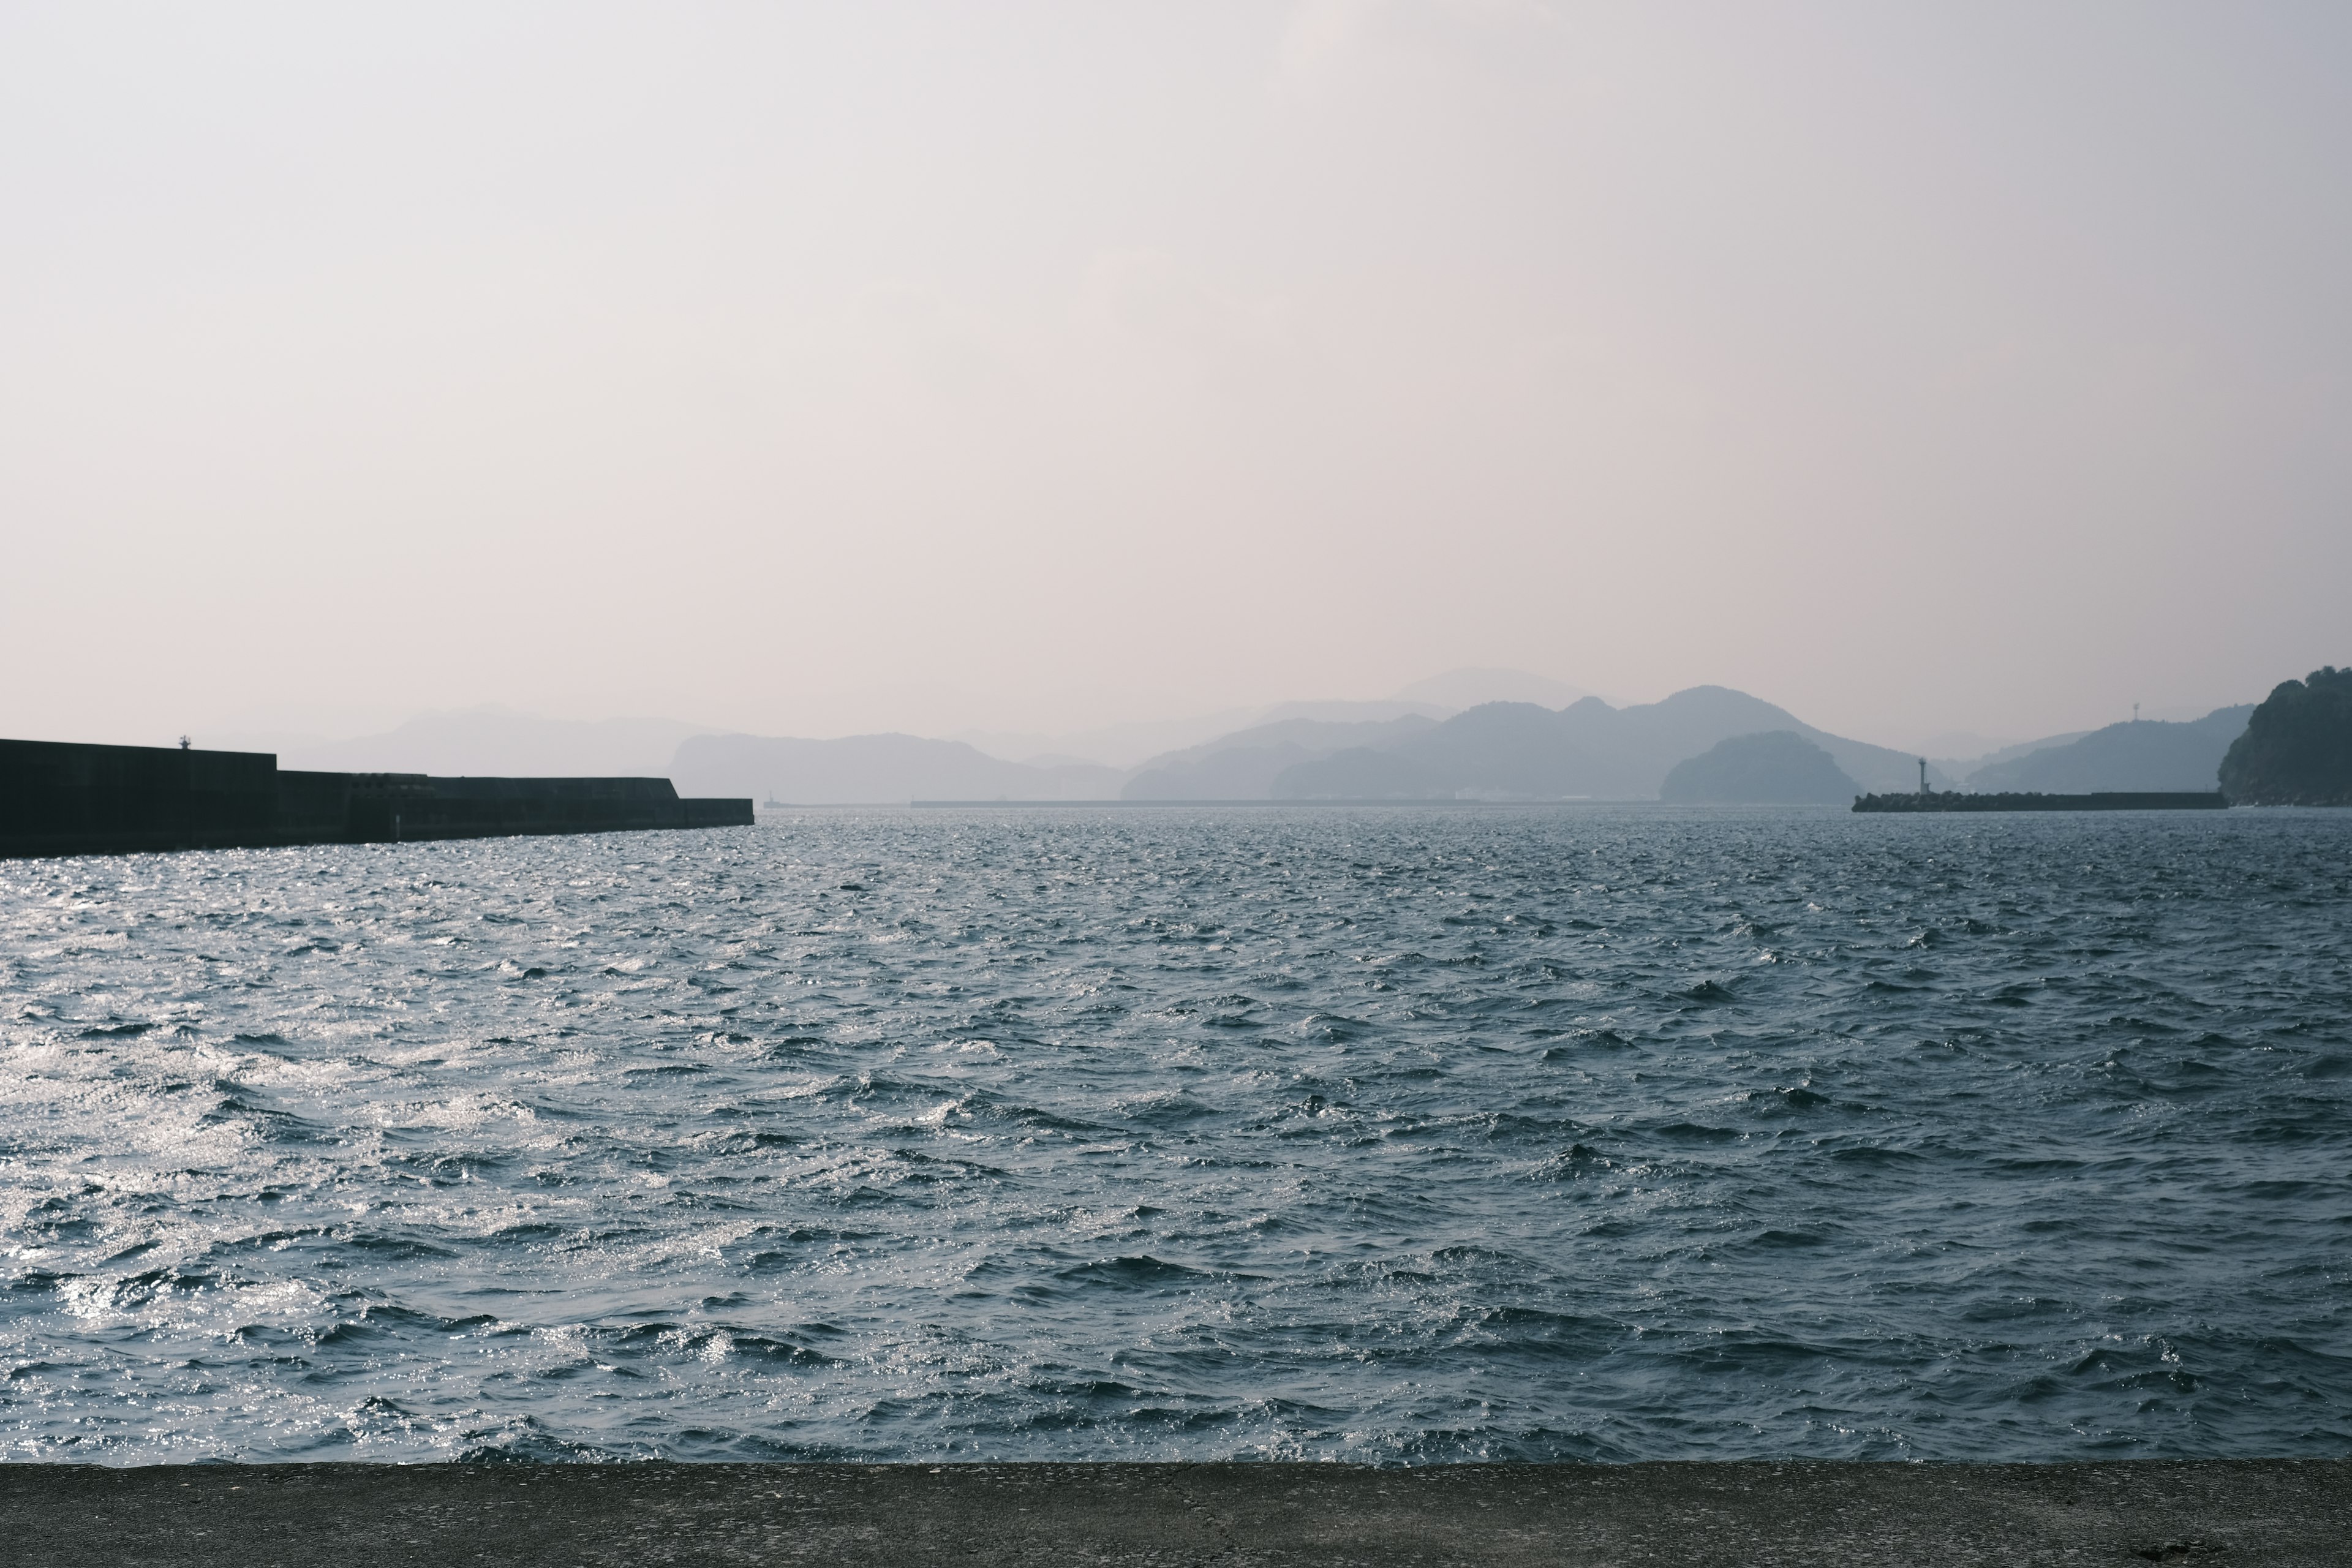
[0,737,753,860]
[1853,790,2228,813]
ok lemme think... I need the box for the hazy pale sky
[4,2,2346,750]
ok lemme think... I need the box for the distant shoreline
[902,797,1606,807]
[892,797,1878,809]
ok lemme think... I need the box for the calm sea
[2,806,2346,1463]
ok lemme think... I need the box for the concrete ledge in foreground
[2,1460,2346,1567]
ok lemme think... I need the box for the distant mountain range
[1387,668,1592,710]
[1935,731,2089,776]
[279,710,718,778]
[671,733,1120,804]
[224,673,2271,807]
[669,687,1945,803]
[942,669,1579,771]
[1963,707,2252,793]
[1123,715,1442,799]
[1660,732,1859,805]
[1255,687,1938,800]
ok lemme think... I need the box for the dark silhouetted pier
[0,737,752,860]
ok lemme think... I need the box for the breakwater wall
[0,737,753,860]
[1853,790,2228,813]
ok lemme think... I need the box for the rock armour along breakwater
[1852,790,2230,812]
[0,805,2346,1463]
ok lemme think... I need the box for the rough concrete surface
[1,1460,2346,1567]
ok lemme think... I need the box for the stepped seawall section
[0,738,753,860]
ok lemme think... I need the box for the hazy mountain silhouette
[1251,699,1453,725]
[951,708,1265,770]
[1965,706,2251,793]
[2218,668,2352,804]
[671,733,1120,803]
[283,681,1970,805]
[1265,747,1449,801]
[954,700,1447,771]
[1123,716,1439,799]
[286,710,717,777]
[1388,668,1591,709]
[197,666,2275,810]
[1261,688,1938,799]
[1936,729,2090,776]
[1659,732,1860,804]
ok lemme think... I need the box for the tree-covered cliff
[2218,667,2352,805]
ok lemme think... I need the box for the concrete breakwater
[2,1460,2345,1567]
[1853,789,2229,813]
[0,737,753,860]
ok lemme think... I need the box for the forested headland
[2219,667,2352,805]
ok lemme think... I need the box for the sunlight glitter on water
[1,807,2347,1462]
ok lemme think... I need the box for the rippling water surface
[2,807,2347,1463]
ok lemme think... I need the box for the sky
[4,2,2347,753]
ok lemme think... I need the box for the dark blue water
[2,807,2347,1463]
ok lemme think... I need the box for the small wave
[1650,1121,1743,1144]
[1055,1255,1216,1288]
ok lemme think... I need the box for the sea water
[1,806,2346,1463]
